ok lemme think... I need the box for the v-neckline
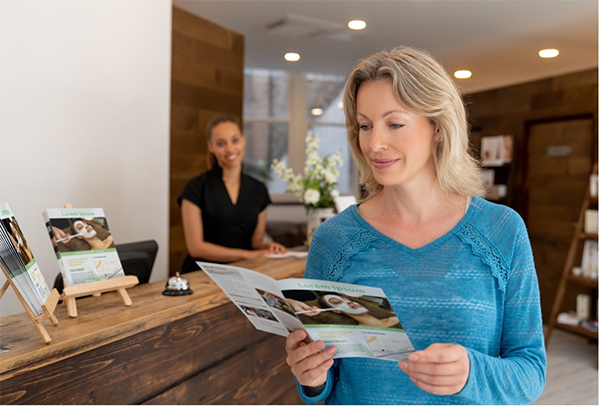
[213,166,243,207]
[221,173,242,207]
[350,197,477,256]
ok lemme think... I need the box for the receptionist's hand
[267,242,288,254]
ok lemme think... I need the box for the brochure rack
[58,204,138,317]
[61,275,138,317]
[0,263,60,344]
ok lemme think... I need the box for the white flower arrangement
[271,131,343,211]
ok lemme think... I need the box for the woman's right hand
[285,329,337,387]
[244,249,270,259]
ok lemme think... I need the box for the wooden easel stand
[0,265,60,344]
[61,275,138,318]
[57,203,138,318]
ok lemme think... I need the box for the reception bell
[162,272,193,296]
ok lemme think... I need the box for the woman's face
[208,122,246,168]
[356,77,436,188]
[325,295,369,315]
[75,221,97,238]
[329,297,362,309]
[75,222,93,233]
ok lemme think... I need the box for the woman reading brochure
[284,46,546,404]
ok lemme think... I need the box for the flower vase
[306,207,336,246]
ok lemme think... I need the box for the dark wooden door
[526,118,593,321]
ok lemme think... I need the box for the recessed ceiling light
[311,108,324,116]
[539,49,559,58]
[337,101,344,109]
[454,70,472,79]
[284,52,301,62]
[348,20,367,30]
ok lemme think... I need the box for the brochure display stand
[55,204,138,318]
[0,264,60,344]
[61,275,138,317]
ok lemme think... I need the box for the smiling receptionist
[178,114,288,273]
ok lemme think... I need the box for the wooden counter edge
[0,258,305,381]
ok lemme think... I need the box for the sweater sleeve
[294,226,339,404]
[456,223,547,404]
[295,362,338,404]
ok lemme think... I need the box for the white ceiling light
[311,108,324,116]
[284,52,301,62]
[337,101,344,109]
[454,70,472,79]
[348,20,367,30]
[539,49,559,58]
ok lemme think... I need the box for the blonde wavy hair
[343,46,483,200]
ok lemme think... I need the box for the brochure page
[199,262,414,361]
[199,262,304,337]
[278,278,414,361]
[0,203,51,316]
[43,208,125,286]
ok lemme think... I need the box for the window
[243,70,289,192]
[243,70,357,199]
[306,73,355,196]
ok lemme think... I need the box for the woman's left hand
[399,343,469,395]
[267,242,288,254]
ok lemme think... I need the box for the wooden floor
[533,328,598,405]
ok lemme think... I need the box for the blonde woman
[284,47,545,404]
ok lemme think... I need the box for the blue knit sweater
[297,197,546,405]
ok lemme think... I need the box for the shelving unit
[477,134,515,206]
[545,164,598,346]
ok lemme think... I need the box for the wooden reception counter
[0,256,306,404]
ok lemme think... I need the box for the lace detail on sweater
[457,223,510,292]
[327,230,375,282]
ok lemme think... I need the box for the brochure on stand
[199,262,414,361]
[0,203,52,316]
[43,208,125,286]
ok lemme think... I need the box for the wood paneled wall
[169,6,244,275]
[465,69,598,321]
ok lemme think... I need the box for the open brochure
[0,203,51,316]
[43,208,125,286]
[199,262,414,361]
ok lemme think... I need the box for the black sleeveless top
[178,166,271,273]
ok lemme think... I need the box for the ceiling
[173,0,598,94]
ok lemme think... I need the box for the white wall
[0,0,172,316]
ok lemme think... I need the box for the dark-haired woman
[178,114,287,273]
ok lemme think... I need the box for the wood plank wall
[465,69,598,321]
[170,6,244,275]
